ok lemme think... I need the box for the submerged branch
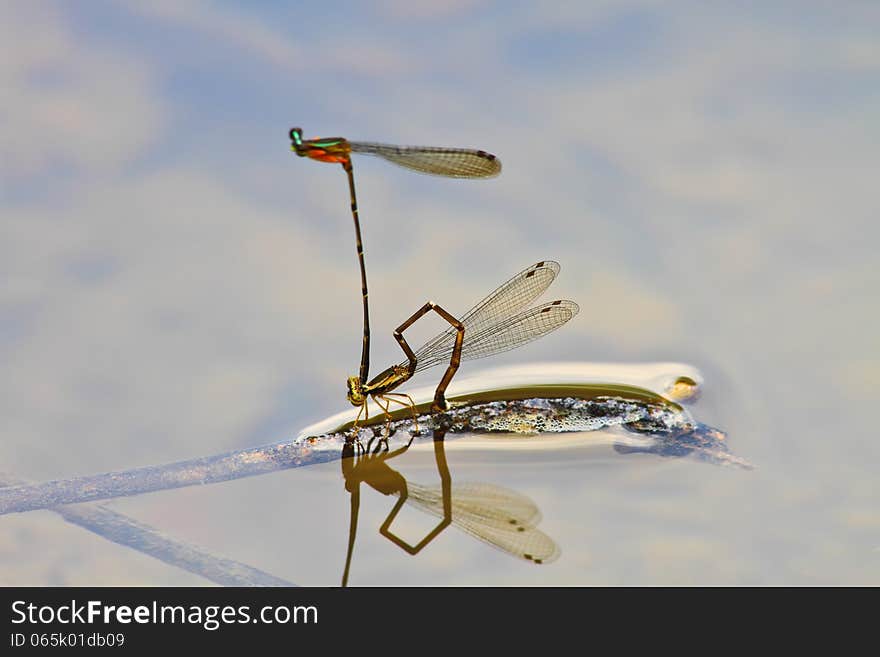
[0,473,296,586]
[0,439,342,516]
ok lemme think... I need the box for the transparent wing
[409,260,561,369]
[408,299,579,373]
[407,482,560,564]
[409,482,543,529]
[347,141,501,178]
[452,515,561,565]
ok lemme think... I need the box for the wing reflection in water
[340,427,559,587]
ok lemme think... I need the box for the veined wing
[412,260,562,366]
[407,299,579,373]
[407,482,560,564]
[347,141,501,178]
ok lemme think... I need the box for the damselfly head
[289,127,306,156]
[346,376,366,406]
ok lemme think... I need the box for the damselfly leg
[377,392,420,434]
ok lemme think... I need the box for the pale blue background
[2,1,878,584]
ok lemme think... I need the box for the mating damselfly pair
[289,127,577,435]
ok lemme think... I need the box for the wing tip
[528,260,561,276]
[543,299,579,316]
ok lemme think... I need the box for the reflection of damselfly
[345,261,579,430]
[289,127,501,394]
[341,429,559,587]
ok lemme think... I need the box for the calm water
[2,3,878,585]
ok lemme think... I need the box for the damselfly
[289,127,501,391]
[346,260,579,430]
[289,127,501,177]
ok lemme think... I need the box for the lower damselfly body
[289,127,501,392]
[345,260,578,432]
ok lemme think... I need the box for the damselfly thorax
[290,130,352,164]
[346,366,416,432]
